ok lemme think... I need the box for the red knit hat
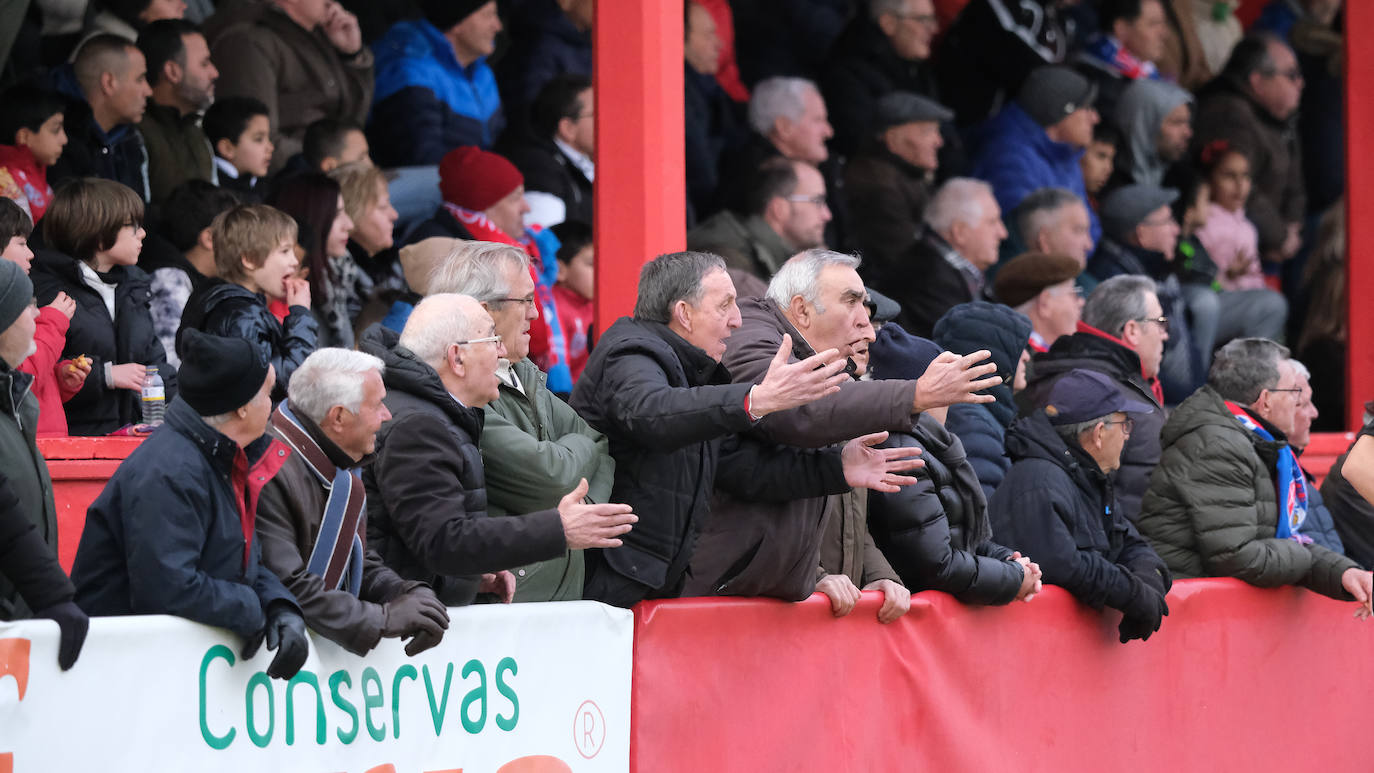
[439,146,524,211]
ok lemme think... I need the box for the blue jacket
[497,0,592,110]
[370,19,505,166]
[970,102,1101,246]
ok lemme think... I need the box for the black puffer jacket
[869,412,1025,604]
[0,470,72,620]
[178,280,318,405]
[988,411,1170,611]
[821,14,941,157]
[31,250,177,436]
[359,325,565,606]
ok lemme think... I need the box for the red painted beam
[592,0,686,334]
[1346,3,1372,430]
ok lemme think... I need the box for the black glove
[242,602,310,679]
[382,588,450,643]
[1117,574,1169,644]
[1128,558,1172,597]
[34,601,89,671]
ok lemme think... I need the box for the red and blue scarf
[1224,401,1309,542]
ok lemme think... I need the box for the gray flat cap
[873,92,954,132]
[1017,66,1098,127]
[1099,184,1179,241]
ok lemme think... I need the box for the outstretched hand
[749,334,849,417]
[913,351,1003,412]
[559,478,638,549]
[840,432,923,492]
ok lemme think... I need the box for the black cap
[873,92,954,132]
[178,329,270,416]
[864,287,901,324]
[869,324,943,382]
[1044,369,1154,426]
[1098,184,1179,241]
[1017,66,1098,127]
[419,0,490,32]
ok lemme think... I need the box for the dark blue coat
[497,0,592,111]
[71,398,298,638]
[369,19,505,165]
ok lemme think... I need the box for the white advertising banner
[0,601,632,773]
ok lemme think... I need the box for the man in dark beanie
[971,65,1102,248]
[370,0,505,166]
[0,260,89,671]
[73,329,310,680]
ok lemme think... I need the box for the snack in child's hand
[67,354,92,373]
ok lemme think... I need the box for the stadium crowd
[1,0,1373,680]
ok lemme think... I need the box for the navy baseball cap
[1044,369,1154,426]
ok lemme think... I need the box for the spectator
[688,158,830,298]
[971,65,1101,248]
[370,0,504,165]
[1295,200,1343,428]
[358,293,637,605]
[497,0,592,116]
[1081,121,1120,201]
[685,250,993,613]
[426,241,614,601]
[993,251,1083,353]
[0,85,69,223]
[714,76,831,214]
[268,172,362,349]
[257,348,451,656]
[1285,358,1345,555]
[821,0,942,158]
[683,0,738,218]
[135,19,218,203]
[1139,338,1372,616]
[866,324,1043,606]
[208,0,373,174]
[142,181,235,368]
[1018,276,1167,523]
[1011,187,1095,270]
[733,0,850,85]
[177,203,316,404]
[506,73,595,229]
[888,177,1006,338]
[934,0,1076,127]
[842,92,951,277]
[1075,0,1169,120]
[330,162,401,290]
[49,35,153,200]
[933,300,1032,500]
[371,236,457,334]
[1155,0,1213,91]
[80,0,187,44]
[302,118,370,173]
[72,329,310,680]
[549,220,593,384]
[32,178,176,435]
[2,201,90,437]
[569,251,875,607]
[1322,410,1374,569]
[1192,33,1305,263]
[989,368,1172,643]
[1110,77,1193,188]
[1286,0,1343,217]
[696,0,748,103]
[203,95,273,199]
[1192,0,1243,75]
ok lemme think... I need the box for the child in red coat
[550,220,594,384]
[0,85,68,224]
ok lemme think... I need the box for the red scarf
[0,145,54,221]
[1076,321,1165,405]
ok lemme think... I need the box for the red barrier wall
[38,437,143,572]
[631,581,1374,772]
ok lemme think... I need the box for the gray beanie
[1017,66,1098,127]
[0,259,32,331]
[1099,184,1179,241]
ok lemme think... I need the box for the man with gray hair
[360,294,638,607]
[572,251,927,607]
[257,348,453,657]
[684,248,1002,617]
[885,177,1006,338]
[1012,187,1096,269]
[714,76,834,214]
[1140,339,1373,615]
[427,241,615,602]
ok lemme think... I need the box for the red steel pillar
[593,0,686,333]
[1346,3,1373,429]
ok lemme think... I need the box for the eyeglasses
[1134,315,1169,333]
[493,296,537,309]
[1262,68,1303,82]
[785,194,828,207]
[452,335,502,347]
[1268,387,1303,395]
[892,12,938,26]
[1140,214,1177,228]
[1103,416,1135,436]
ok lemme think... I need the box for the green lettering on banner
[423,663,454,736]
[460,659,487,734]
[286,671,326,745]
[391,664,418,739]
[329,670,359,745]
[494,657,519,731]
[198,645,237,750]
[245,673,275,748]
[362,667,387,742]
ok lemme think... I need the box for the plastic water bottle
[141,366,165,426]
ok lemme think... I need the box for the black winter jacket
[47,101,150,201]
[506,137,594,228]
[0,471,73,619]
[821,15,941,158]
[402,206,476,247]
[31,250,177,436]
[988,411,1170,611]
[359,325,566,606]
[178,280,318,405]
[869,413,1025,604]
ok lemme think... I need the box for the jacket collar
[642,319,734,387]
[360,323,486,438]
[0,359,33,423]
[164,396,276,472]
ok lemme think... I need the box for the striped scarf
[1224,400,1310,542]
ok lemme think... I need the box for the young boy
[303,118,371,173]
[203,96,274,200]
[178,204,317,403]
[0,199,89,436]
[0,85,70,223]
[1080,123,1119,202]
[550,219,593,385]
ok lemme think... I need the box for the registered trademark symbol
[573,700,605,759]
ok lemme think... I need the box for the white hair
[766,249,861,312]
[427,241,530,302]
[869,0,910,21]
[398,293,484,367]
[202,411,234,426]
[924,178,994,235]
[1288,358,1310,381]
[287,348,385,425]
[748,77,819,137]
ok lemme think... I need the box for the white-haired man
[715,76,834,213]
[360,294,637,607]
[257,348,452,657]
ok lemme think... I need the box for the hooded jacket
[988,410,1169,610]
[0,361,59,619]
[1111,78,1194,187]
[1138,385,1357,597]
